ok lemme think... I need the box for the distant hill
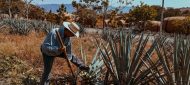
[38,4,131,13]
[38,4,74,13]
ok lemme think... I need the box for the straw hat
[63,22,80,37]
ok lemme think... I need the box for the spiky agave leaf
[155,35,190,85]
[79,43,105,84]
[97,29,170,85]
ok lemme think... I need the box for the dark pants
[40,50,84,85]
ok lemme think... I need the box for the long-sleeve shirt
[41,26,72,60]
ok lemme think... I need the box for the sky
[32,0,190,8]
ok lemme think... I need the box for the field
[1,0,190,84]
[1,21,190,85]
[0,14,189,85]
[0,31,98,84]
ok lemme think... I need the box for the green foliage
[128,3,157,23]
[107,10,125,28]
[74,8,97,27]
[45,12,59,24]
[72,0,130,28]
[57,4,67,13]
[1,18,59,35]
[28,4,45,20]
[150,5,163,20]
[150,5,189,21]
[127,3,157,31]
[56,4,67,25]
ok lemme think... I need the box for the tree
[75,8,97,27]
[72,0,99,27]
[57,4,67,25]
[0,0,46,19]
[0,0,23,18]
[7,0,12,18]
[72,0,131,28]
[23,0,34,20]
[21,0,43,19]
[57,4,67,13]
[28,4,45,20]
[151,5,163,20]
[45,10,59,24]
[127,2,157,31]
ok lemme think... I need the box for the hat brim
[63,22,80,37]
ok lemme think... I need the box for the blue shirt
[41,26,72,60]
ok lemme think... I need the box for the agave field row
[0,18,59,35]
[77,30,190,85]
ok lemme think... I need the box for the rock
[163,16,189,34]
[145,20,161,32]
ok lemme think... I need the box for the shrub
[1,18,59,35]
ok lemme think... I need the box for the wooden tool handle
[55,30,75,78]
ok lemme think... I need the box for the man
[40,22,89,85]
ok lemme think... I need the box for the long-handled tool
[55,30,76,82]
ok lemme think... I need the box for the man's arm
[65,38,72,60]
[65,38,89,71]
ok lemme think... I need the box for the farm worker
[40,21,89,85]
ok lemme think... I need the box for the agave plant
[2,18,59,35]
[155,35,190,85]
[3,19,31,35]
[96,29,171,85]
[79,44,105,84]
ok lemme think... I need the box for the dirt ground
[0,31,98,80]
[0,30,161,84]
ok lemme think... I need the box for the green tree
[151,5,163,20]
[128,2,157,31]
[75,8,97,27]
[28,4,45,20]
[57,4,66,13]
[45,10,59,24]
[57,4,67,25]
[72,0,131,28]
[72,0,99,27]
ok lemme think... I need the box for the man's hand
[79,65,90,72]
[58,47,66,52]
